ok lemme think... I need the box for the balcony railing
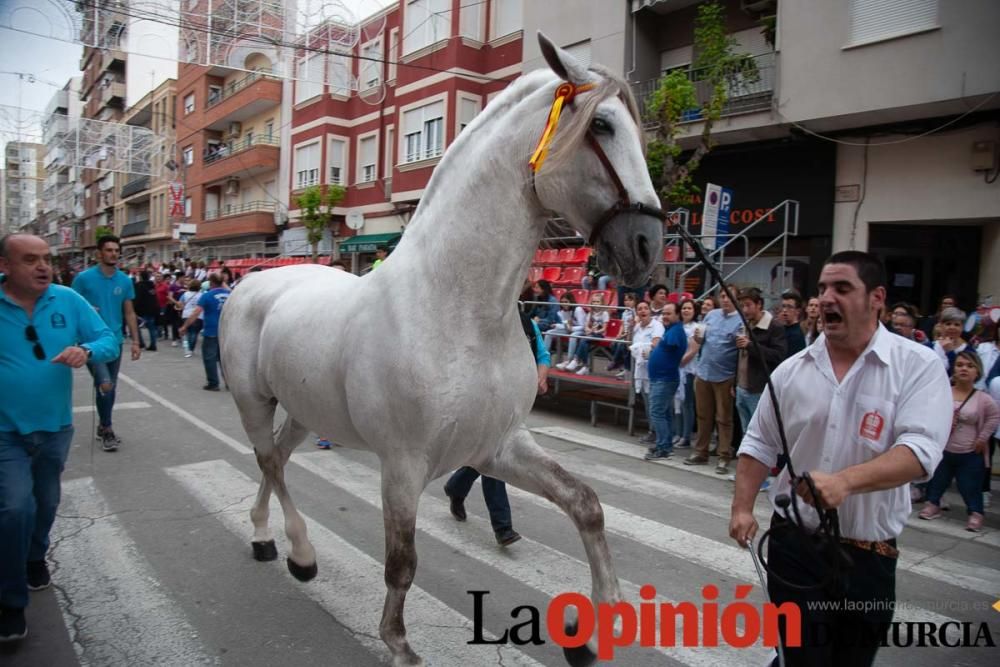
[122,216,150,238]
[634,52,776,128]
[204,201,277,221]
[207,69,280,109]
[121,175,150,198]
[203,135,280,165]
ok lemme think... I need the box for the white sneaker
[556,360,570,370]
[672,435,682,445]
[184,352,193,358]
[171,340,179,347]
[575,366,589,375]
[565,359,581,372]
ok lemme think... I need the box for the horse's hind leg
[378,458,428,667]
[481,427,621,667]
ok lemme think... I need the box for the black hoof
[562,622,597,667]
[252,540,278,562]
[287,557,318,582]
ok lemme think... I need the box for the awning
[338,232,401,253]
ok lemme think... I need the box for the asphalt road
[4,342,999,666]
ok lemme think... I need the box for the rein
[529,77,850,594]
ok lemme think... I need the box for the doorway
[869,224,981,315]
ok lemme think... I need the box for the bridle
[528,80,667,246]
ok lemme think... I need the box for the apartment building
[287,0,524,267]
[115,78,179,263]
[3,142,46,235]
[43,77,83,261]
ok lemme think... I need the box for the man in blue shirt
[644,302,688,460]
[71,235,141,451]
[685,286,743,474]
[0,234,118,643]
[180,273,230,390]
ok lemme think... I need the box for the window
[183,146,194,165]
[402,100,444,163]
[361,38,382,89]
[458,97,480,133]
[459,0,483,41]
[208,85,222,105]
[294,142,320,189]
[358,135,377,183]
[848,0,937,46]
[183,93,195,114]
[562,40,591,68]
[328,53,351,97]
[328,138,345,185]
[84,186,91,199]
[265,119,274,139]
[404,0,450,55]
[184,196,191,218]
[491,0,523,40]
[388,28,399,80]
[295,54,324,103]
[384,127,394,177]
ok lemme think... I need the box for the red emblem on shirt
[860,410,884,440]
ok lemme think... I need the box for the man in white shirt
[729,251,951,667]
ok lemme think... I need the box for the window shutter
[848,0,938,46]
[562,40,592,68]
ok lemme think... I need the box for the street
[4,344,999,667]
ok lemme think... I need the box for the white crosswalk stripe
[165,460,545,667]
[533,425,1000,549]
[53,478,217,666]
[290,450,773,666]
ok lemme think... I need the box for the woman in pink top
[919,350,1000,531]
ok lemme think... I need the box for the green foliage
[646,1,760,209]
[296,184,347,262]
[95,225,114,240]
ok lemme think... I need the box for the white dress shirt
[739,324,952,541]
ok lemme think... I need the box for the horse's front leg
[378,458,427,667]
[482,427,621,666]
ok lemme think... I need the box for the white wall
[831,122,1000,297]
[522,0,626,75]
[126,17,179,107]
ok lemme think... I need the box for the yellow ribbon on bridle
[529,82,595,172]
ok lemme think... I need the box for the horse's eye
[591,117,613,135]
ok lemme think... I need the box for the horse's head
[530,33,665,288]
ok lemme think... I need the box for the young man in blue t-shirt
[644,301,688,460]
[71,235,142,451]
[180,273,230,390]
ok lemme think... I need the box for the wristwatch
[81,346,92,360]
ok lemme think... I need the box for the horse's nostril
[636,235,651,266]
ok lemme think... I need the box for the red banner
[169,182,185,217]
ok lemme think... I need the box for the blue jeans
[185,319,202,353]
[680,373,696,443]
[202,336,221,387]
[649,379,679,453]
[735,386,762,432]
[139,315,158,349]
[444,467,512,532]
[926,450,985,514]
[86,347,123,428]
[0,426,74,609]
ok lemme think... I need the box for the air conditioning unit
[227,122,242,138]
[225,178,240,196]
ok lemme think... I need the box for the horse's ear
[538,31,589,85]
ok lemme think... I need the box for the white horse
[219,34,664,666]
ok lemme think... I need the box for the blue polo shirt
[72,266,135,345]
[696,307,743,382]
[648,321,688,382]
[198,287,231,337]
[0,282,118,434]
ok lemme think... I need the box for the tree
[645,1,760,208]
[95,225,114,241]
[296,184,346,263]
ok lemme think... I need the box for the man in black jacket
[133,270,160,351]
[734,287,787,434]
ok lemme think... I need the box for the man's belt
[770,512,899,560]
[840,537,899,560]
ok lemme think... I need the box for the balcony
[101,48,126,72]
[99,81,126,109]
[121,175,151,199]
[202,72,282,132]
[634,52,776,130]
[200,135,280,184]
[198,201,278,241]
[121,216,150,238]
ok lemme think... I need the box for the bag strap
[952,389,977,431]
